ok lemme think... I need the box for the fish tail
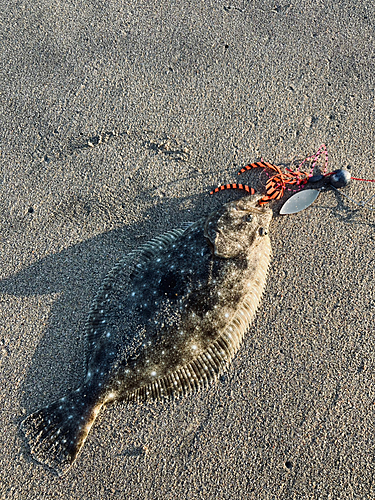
[20,387,103,476]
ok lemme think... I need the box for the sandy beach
[1,0,375,498]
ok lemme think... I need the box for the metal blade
[279,189,320,215]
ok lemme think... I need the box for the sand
[1,0,375,498]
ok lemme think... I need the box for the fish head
[204,194,273,258]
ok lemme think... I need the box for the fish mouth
[244,205,270,214]
[234,195,272,214]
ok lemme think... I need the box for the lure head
[330,169,351,188]
[204,194,272,258]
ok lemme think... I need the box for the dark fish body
[20,195,272,475]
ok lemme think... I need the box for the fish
[20,194,273,476]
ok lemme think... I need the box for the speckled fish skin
[20,194,272,476]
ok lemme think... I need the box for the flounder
[20,194,272,475]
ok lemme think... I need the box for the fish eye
[259,227,268,236]
[243,214,253,222]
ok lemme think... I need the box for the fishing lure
[210,144,375,214]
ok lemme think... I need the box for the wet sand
[1,0,375,498]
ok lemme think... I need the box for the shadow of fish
[20,194,273,475]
